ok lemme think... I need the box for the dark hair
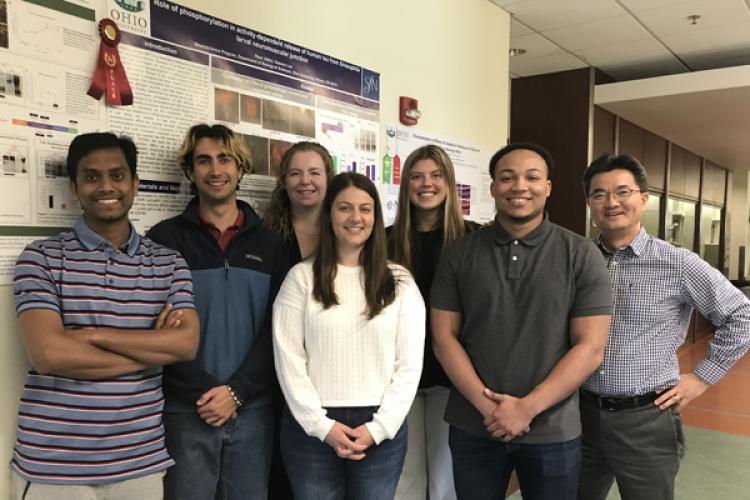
[178,123,252,177]
[488,142,554,180]
[313,172,395,319]
[265,141,335,238]
[66,133,137,182]
[583,153,649,196]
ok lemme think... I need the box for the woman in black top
[264,141,335,499]
[388,144,478,500]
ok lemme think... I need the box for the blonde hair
[389,144,466,271]
[177,123,253,177]
[264,142,335,238]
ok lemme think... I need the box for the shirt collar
[491,212,551,247]
[74,216,140,256]
[198,208,245,232]
[595,226,648,257]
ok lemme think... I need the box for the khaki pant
[11,470,166,500]
[394,386,457,500]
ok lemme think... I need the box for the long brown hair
[264,142,335,238]
[389,144,466,271]
[313,172,395,319]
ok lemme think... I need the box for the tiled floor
[508,335,750,499]
[601,336,750,500]
[679,335,750,436]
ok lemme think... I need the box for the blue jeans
[163,405,273,500]
[449,426,581,500]
[281,406,408,500]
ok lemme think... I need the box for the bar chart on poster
[0,0,380,282]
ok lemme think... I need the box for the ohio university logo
[115,0,144,12]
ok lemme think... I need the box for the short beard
[500,209,544,225]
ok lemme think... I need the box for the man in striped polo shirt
[10,132,199,499]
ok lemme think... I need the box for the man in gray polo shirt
[431,143,613,500]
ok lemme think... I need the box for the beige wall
[0,0,510,494]
[189,0,511,147]
[1,289,26,495]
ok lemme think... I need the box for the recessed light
[509,48,527,56]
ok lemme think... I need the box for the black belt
[581,389,659,411]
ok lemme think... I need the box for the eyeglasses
[588,187,643,203]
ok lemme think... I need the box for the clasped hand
[482,388,533,442]
[324,422,375,460]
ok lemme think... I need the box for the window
[699,204,722,269]
[642,193,661,236]
[665,198,696,251]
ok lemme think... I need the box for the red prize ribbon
[88,19,133,106]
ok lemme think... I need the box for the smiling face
[189,137,243,206]
[70,146,138,232]
[408,158,447,215]
[587,168,648,242]
[331,185,375,255]
[284,150,328,211]
[490,148,551,228]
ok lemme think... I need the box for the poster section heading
[120,31,209,66]
[150,0,380,106]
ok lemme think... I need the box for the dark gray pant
[578,396,685,500]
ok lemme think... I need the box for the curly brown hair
[264,141,335,237]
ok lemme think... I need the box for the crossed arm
[19,305,199,380]
[431,308,610,440]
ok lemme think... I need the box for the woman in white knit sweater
[273,172,425,500]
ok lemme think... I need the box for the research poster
[382,125,495,225]
[0,0,380,283]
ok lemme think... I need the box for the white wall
[0,0,511,494]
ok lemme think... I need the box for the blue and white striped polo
[11,217,195,485]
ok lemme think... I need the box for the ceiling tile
[575,38,676,66]
[660,22,750,54]
[682,47,750,71]
[619,0,697,13]
[634,0,750,36]
[542,14,652,51]
[500,0,626,31]
[500,0,750,84]
[490,0,532,7]
[507,32,567,58]
[510,54,590,77]
[508,33,588,76]
[510,17,533,37]
[599,59,690,80]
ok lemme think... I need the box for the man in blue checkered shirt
[577,153,750,500]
